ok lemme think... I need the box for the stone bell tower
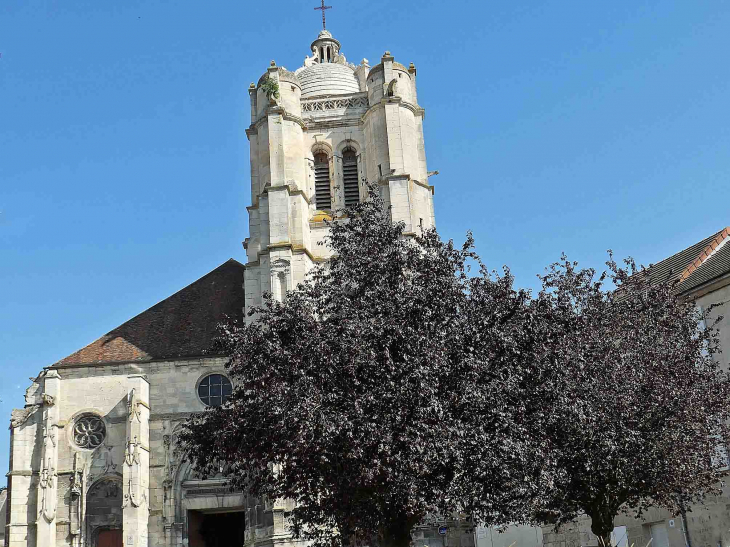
[243,29,436,315]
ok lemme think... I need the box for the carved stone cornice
[149,412,193,422]
[247,184,312,209]
[302,117,365,130]
[361,97,421,122]
[46,355,225,375]
[411,177,435,194]
[266,106,307,129]
[7,470,34,476]
[291,189,312,205]
[282,112,306,128]
[247,243,325,265]
[247,106,307,134]
[268,241,293,251]
[266,185,291,193]
[301,94,368,113]
[246,116,267,135]
[373,174,434,195]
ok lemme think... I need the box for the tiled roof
[55,259,245,366]
[646,227,730,295]
[679,233,730,293]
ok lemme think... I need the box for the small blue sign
[438,526,448,536]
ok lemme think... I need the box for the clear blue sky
[1,0,729,481]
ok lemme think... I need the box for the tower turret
[243,31,435,320]
[363,51,431,230]
[310,30,343,64]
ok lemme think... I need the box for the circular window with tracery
[198,374,233,407]
[73,414,106,449]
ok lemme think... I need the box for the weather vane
[314,0,332,30]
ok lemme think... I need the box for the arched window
[313,152,331,210]
[342,148,360,207]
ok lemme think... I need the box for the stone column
[69,452,84,546]
[123,374,150,547]
[36,369,61,546]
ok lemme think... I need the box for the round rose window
[73,414,106,449]
[198,374,233,407]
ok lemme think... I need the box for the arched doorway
[86,477,123,546]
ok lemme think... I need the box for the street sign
[438,526,448,536]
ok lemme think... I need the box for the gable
[679,230,730,294]
[646,227,730,295]
[55,259,245,366]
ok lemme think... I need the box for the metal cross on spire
[314,0,332,30]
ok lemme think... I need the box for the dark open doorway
[188,510,246,547]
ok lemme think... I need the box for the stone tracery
[73,414,106,450]
[301,95,368,112]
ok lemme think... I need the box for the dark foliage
[530,255,730,546]
[179,189,545,547]
[180,188,730,547]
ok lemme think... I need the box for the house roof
[647,227,730,295]
[54,259,245,367]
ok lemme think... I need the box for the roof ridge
[678,227,730,282]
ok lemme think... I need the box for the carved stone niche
[270,259,291,303]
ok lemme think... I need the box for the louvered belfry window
[342,148,360,208]
[314,152,331,210]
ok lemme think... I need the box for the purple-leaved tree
[530,256,730,547]
[179,189,546,547]
[179,189,729,547]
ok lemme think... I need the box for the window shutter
[342,149,359,208]
[313,152,331,210]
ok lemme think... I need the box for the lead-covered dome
[296,63,361,98]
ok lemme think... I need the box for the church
[4,24,437,547]
[8,12,730,547]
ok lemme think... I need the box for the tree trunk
[379,514,422,547]
[381,526,413,547]
[589,508,616,547]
